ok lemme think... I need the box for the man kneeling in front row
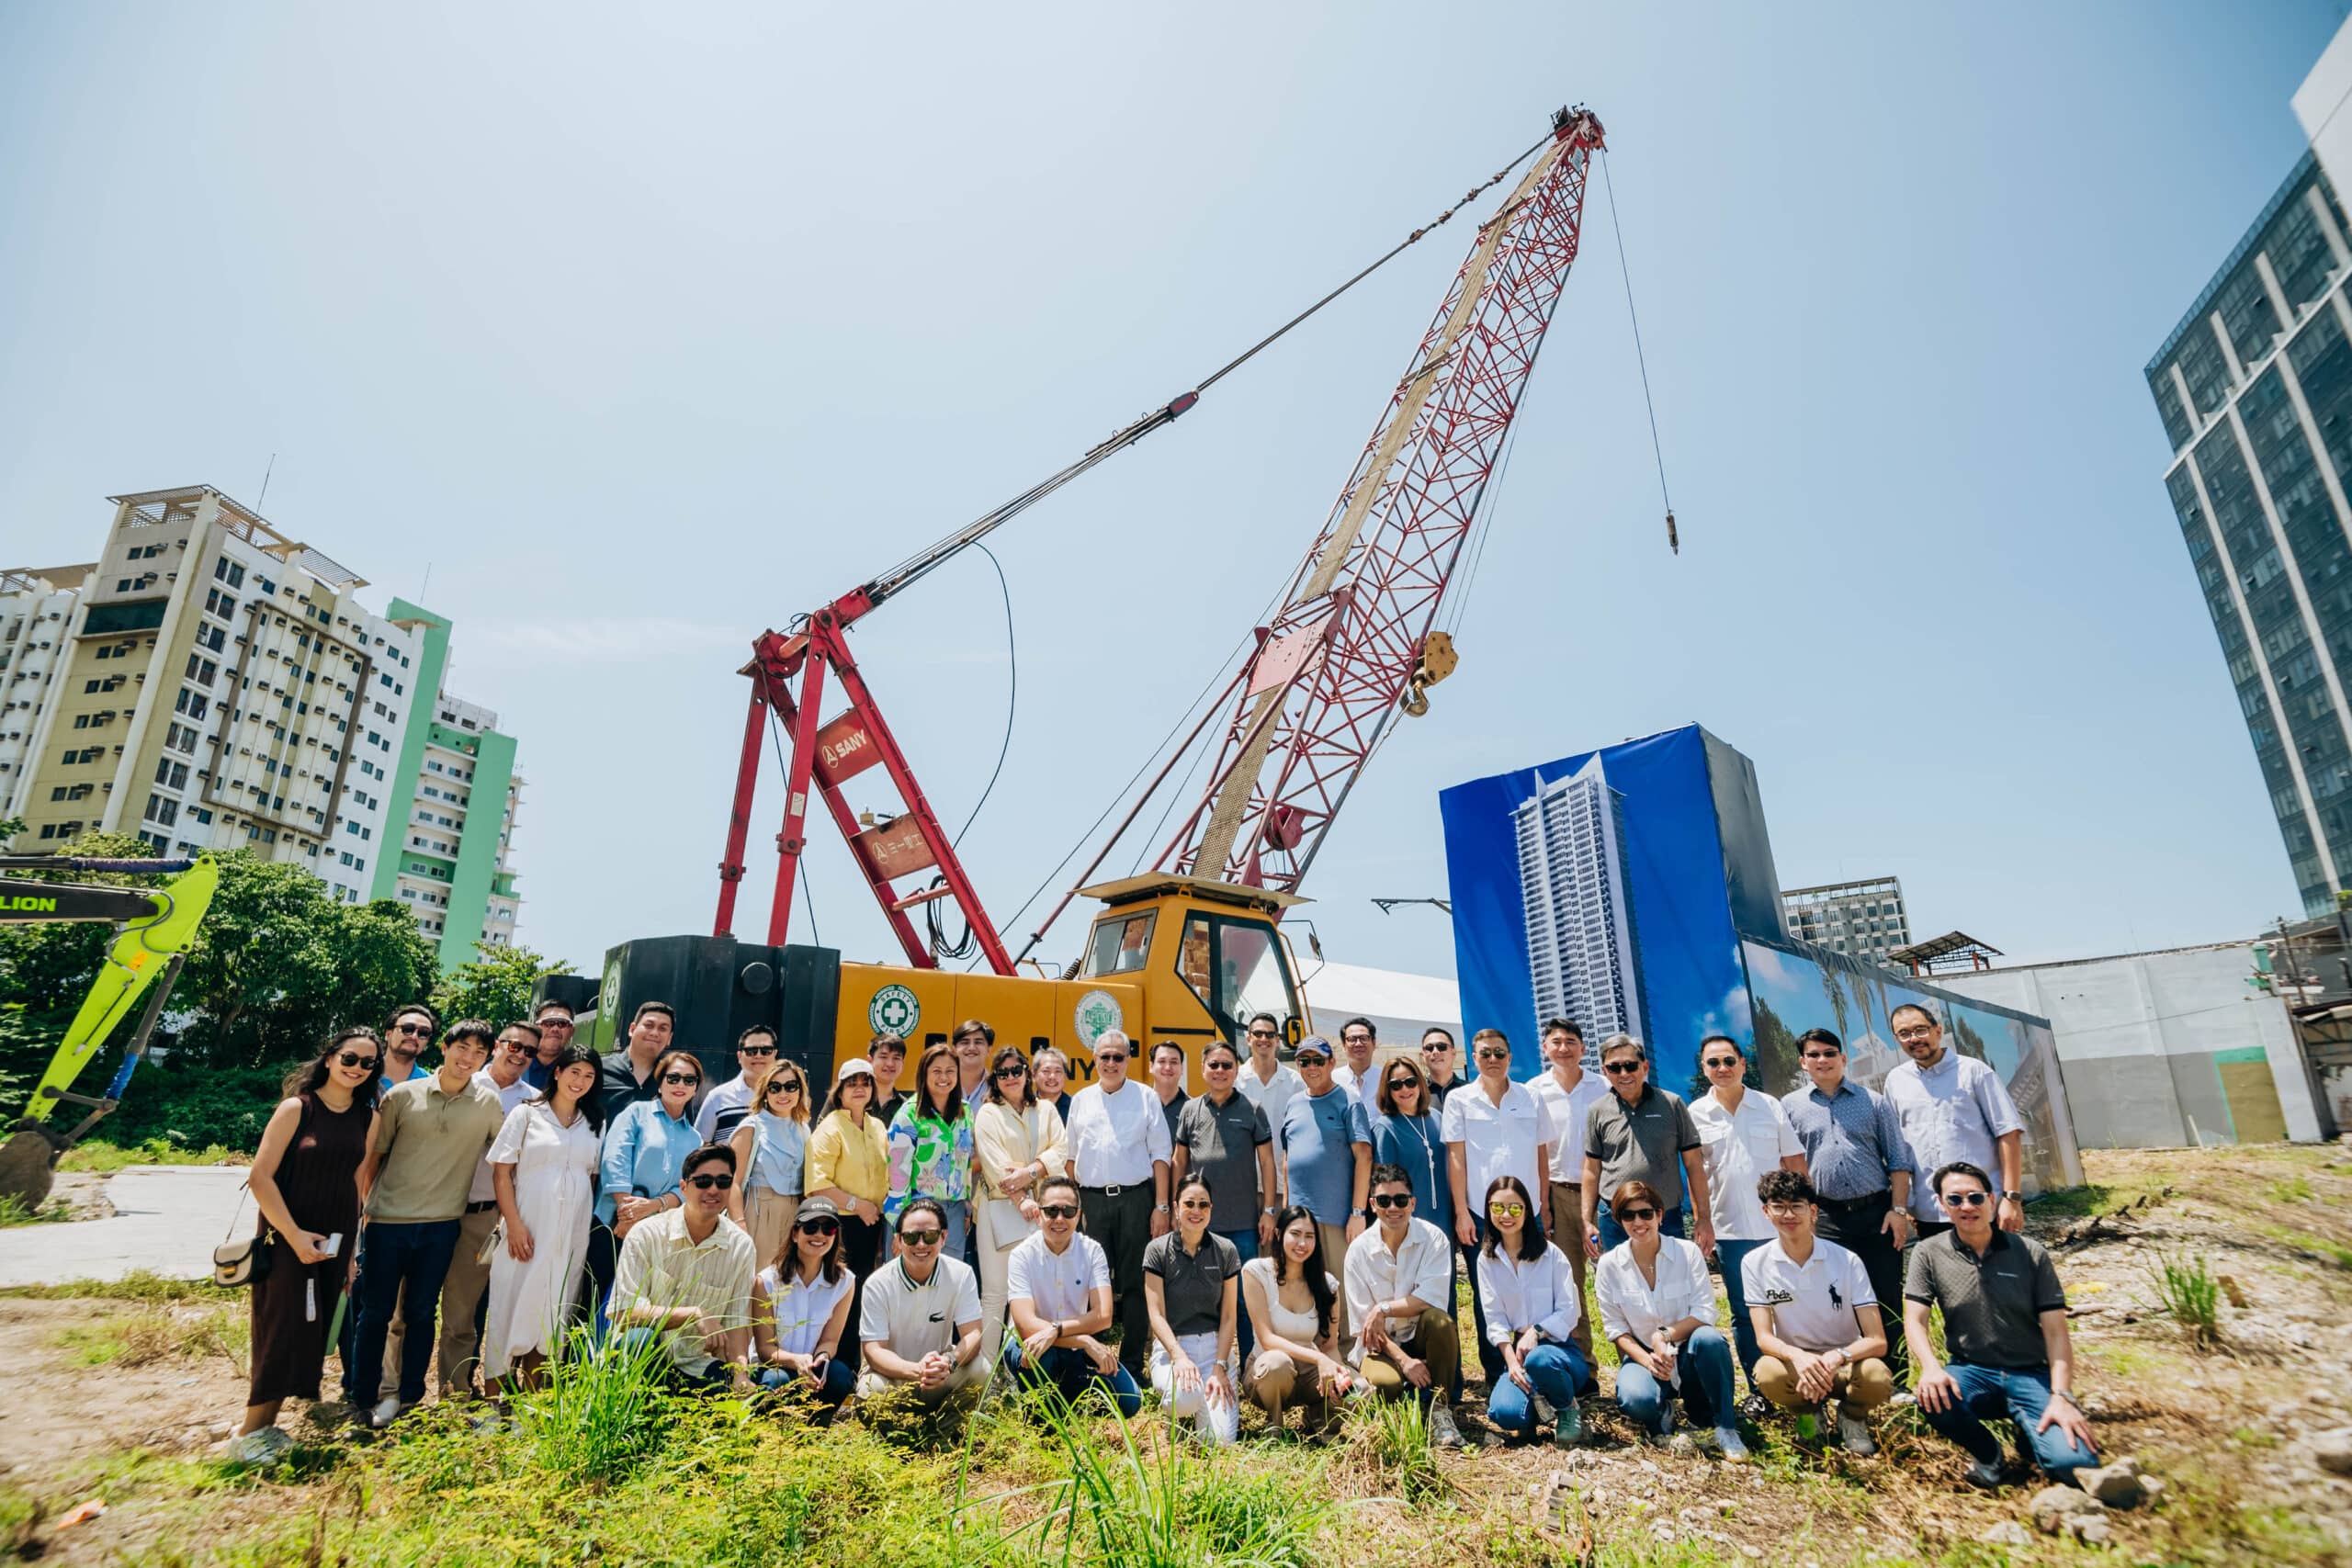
[858,1196,987,1407]
[608,1142,759,1394]
[1742,1168,1893,1455]
[1905,1160,2099,1489]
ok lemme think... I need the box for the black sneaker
[1962,1461,2004,1491]
[1736,1393,1772,1423]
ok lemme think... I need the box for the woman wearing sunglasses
[1594,1179,1747,1461]
[482,1042,605,1391]
[1475,1174,1592,1448]
[597,1050,706,1247]
[231,1027,384,1464]
[727,1062,809,1267]
[1143,1173,1242,1444]
[749,1195,856,1418]
[973,1045,1068,1365]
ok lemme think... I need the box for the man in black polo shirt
[1905,1161,2099,1490]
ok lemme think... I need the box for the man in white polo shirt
[1740,1168,1893,1456]
[1442,1027,1556,1384]
[1523,1017,1607,1355]
[858,1197,985,1406]
[1690,1032,1807,1402]
[1001,1175,1143,1416]
[1061,1030,1172,1381]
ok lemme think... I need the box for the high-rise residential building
[1780,875,1910,966]
[368,598,523,969]
[0,486,521,967]
[2147,135,2352,917]
[1511,754,1647,1055]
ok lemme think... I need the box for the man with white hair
[1062,1029,1172,1381]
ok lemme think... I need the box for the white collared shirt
[1440,1077,1558,1210]
[1883,1050,2024,1222]
[1740,1235,1878,1353]
[1237,1061,1305,1150]
[1005,1231,1112,1322]
[1525,1067,1611,1179]
[1475,1240,1584,1346]
[1690,1088,1804,1240]
[1341,1215,1453,1363]
[1595,1235,1718,1347]
[695,1074,756,1143]
[1063,1079,1173,1189]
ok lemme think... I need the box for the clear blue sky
[4,3,2347,982]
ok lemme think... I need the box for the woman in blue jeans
[1474,1175,1593,1447]
[749,1196,858,1420]
[1594,1179,1749,1461]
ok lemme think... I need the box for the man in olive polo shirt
[1905,1161,2099,1490]
[346,1026,504,1427]
[1578,1034,1713,1257]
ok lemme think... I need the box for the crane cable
[1598,148,1678,553]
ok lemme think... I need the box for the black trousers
[1814,1191,1909,1382]
[1080,1184,1156,1375]
[839,1214,885,1375]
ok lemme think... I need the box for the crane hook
[1664,508,1679,556]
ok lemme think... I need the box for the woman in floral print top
[886,1042,978,1259]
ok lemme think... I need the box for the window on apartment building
[153,760,188,790]
[142,794,178,827]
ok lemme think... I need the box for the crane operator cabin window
[1086,910,1157,976]
[1177,912,1298,1048]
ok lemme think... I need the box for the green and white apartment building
[0,485,522,970]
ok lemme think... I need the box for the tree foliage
[432,943,568,1029]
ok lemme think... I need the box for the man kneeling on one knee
[1344,1164,1464,1447]
[858,1197,986,1406]
[608,1142,759,1395]
[1905,1161,2098,1490]
[1743,1168,1893,1456]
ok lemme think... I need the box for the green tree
[433,944,568,1028]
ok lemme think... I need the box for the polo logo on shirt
[1828,1282,1844,1309]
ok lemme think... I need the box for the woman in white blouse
[749,1196,857,1419]
[483,1043,605,1389]
[1594,1179,1747,1461]
[1473,1175,1592,1447]
[971,1044,1069,1365]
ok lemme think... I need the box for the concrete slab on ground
[0,1166,247,1287]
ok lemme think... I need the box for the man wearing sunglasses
[1524,1018,1607,1357]
[1577,1034,1712,1261]
[380,1005,438,1091]
[1279,1037,1373,1339]
[695,1025,783,1144]
[417,1021,542,1399]
[1690,1032,1807,1401]
[609,1143,758,1394]
[1904,1161,2097,1490]
[1002,1175,1142,1416]
[525,1001,575,1089]
[1236,1012,1305,1136]
[858,1197,986,1407]
[1343,1164,1464,1447]
[1064,1029,1173,1382]
[1442,1027,1556,1384]
[1419,1028,1468,1110]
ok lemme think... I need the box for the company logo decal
[1072,989,1124,1048]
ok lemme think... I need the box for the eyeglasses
[1476,1047,1510,1062]
[1616,1206,1657,1222]
[1943,1190,1991,1207]
[1602,1060,1643,1075]
[899,1228,944,1247]
[1702,1055,1742,1070]
[662,1073,700,1087]
[1763,1201,1810,1217]
[1371,1192,1413,1210]
[1487,1200,1525,1217]
[1178,1198,1213,1211]
[685,1172,734,1190]
[334,1051,381,1071]
[393,1021,432,1037]
[1893,1026,1937,1042]
[993,1064,1028,1079]
[1095,1051,1127,1065]
[1039,1203,1080,1219]
[741,1043,776,1057]
[1342,1035,1373,1047]
[797,1217,840,1236]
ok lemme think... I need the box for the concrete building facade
[2,487,521,969]
[1779,875,1910,967]
[1511,754,1647,1055]
[1937,941,2325,1148]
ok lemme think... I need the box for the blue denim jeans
[1713,1236,1767,1386]
[1612,1324,1736,1433]
[1002,1339,1144,1417]
[1216,1228,1260,1363]
[1487,1342,1592,1438]
[1920,1363,2098,1481]
[757,1354,856,1412]
[1596,1200,1685,1253]
[347,1218,460,1405]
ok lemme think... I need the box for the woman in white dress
[484,1043,604,1388]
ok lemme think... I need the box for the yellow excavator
[0,853,218,1209]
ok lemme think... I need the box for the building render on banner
[0,486,521,970]
[1510,753,1648,1056]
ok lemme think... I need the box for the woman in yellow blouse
[971,1044,1069,1364]
[806,1055,891,1325]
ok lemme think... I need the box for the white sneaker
[369,1395,406,1429]
[1531,1392,1558,1427]
[1713,1426,1751,1462]
[1428,1403,1464,1449]
[1837,1404,1877,1457]
[226,1427,289,1465]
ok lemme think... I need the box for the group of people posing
[226,997,2099,1499]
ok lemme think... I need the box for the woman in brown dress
[230,1027,381,1463]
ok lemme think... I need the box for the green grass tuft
[2146,1250,2222,1348]
[0,1269,230,1303]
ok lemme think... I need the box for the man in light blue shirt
[1278,1037,1371,1337]
[1883,1005,2025,1236]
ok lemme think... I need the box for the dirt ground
[6,1143,2352,1566]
